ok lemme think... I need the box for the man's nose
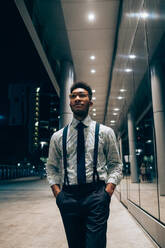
[75,95,81,101]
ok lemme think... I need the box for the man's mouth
[74,104,83,107]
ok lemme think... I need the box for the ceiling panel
[67,30,115,50]
[62,1,119,30]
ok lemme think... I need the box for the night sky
[0,1,53,163]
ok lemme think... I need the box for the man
[46,81,123,248]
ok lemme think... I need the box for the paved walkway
[0,177,156,248]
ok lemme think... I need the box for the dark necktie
[76,122,86,184]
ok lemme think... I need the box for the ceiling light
[92,97,96,100]
[110,120,116,123]
[88,13,95,22]
[117,96,124,100]
[139,12,149,19]
[129,54,136,59]
[125,68,132,72]
[92,89,96,93]
[126,12,149,19]
[93,113,96,116]
[90,55,95,60]
[113,113,118,116]
[113,108,120,111]
[91,69,96,74]
[92,108,96,111]
[120,89,126,92]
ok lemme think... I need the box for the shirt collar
[71,115,92,129]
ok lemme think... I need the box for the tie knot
[76,122,85,130]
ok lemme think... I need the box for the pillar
[59,61,74,129]
[119,136,123,161]
[128,111,139,183]
[151,62,165,195]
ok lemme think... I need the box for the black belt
[62,180,105,194]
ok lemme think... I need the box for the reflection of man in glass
[46,82,123,248]
[140,162,146,181]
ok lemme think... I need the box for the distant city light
[0,115,5,120]
[35,121,39,126]
[40,141,47,148]
[36,87,40,92]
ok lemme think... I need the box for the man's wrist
[51,184,61,198]
[105,183,116,196]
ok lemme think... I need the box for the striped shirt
[46,115,123,186]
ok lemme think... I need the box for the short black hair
[70,81,92,100]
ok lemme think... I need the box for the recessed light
[91,69,96,74]
[113,108,120,111]
[90,55,95,60]
[117,96,124,100]
[139,12,149,19]
[92,108,96,111]
[126,12,149,19]
[92,97,96,100]
[93,113,96,116]
[92,89,96,93]
[125,68,132,72]
[113,113,118,116]
[88,13,95,22]
[129,54,136,59]
[120,89,126,92]
[110,120,116,123]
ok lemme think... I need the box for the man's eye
[79,94,86,97]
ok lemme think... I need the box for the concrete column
[151,62,165,196]
[128,111,139,183]
[59,61,74,129]
[119,137,123,161]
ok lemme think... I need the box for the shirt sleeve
[105,128,123,185]
[46,133,62,186]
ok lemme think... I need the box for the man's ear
[89,101,93,107]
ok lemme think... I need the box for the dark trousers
[56,181,111,248]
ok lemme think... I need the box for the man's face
[69,88,93,118]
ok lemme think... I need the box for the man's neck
[74,113,88,121]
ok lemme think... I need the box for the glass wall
[136,109,159,219]
[120,0,165,226]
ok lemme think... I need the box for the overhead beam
[103,0,123,124]
[14,0,60,96]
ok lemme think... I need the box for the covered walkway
[0,177,156,248]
